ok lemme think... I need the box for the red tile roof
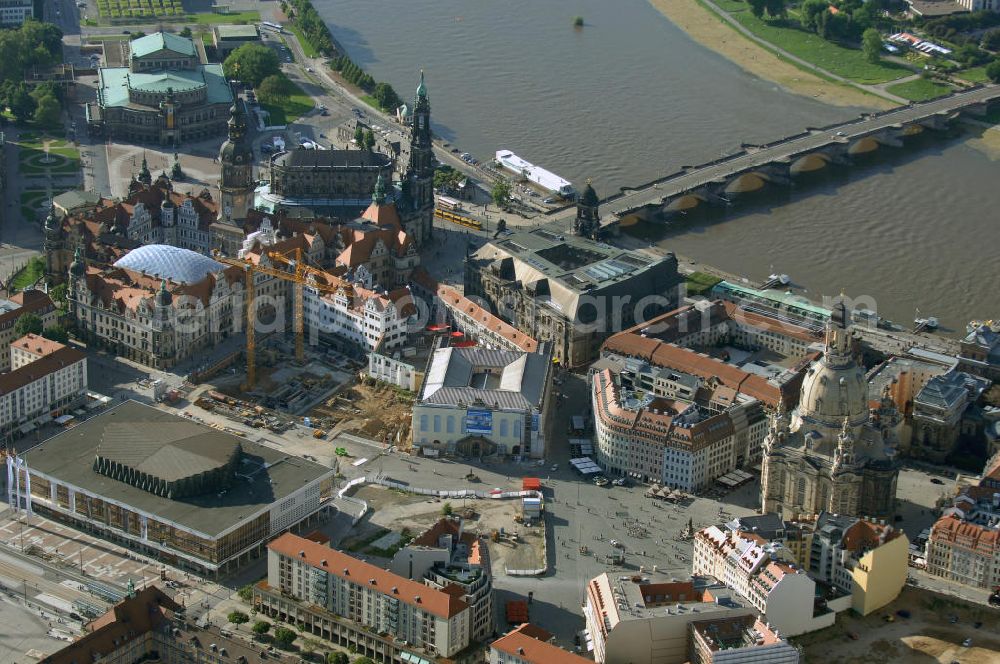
[10,333,65,358]
[491,624,591,664]
[268,533,469,618]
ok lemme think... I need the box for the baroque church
[212,71,435,255]
[760,301,902,519]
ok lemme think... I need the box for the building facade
[911,370,989,463]
[590,357,768,488]
[761,302,902,520]
[258,533,474,661]
[689,615,799,664]
[411,346,553,458]
[86,32,233,145]
[217,102,255,225]
[391,518,494,642]
[0,0,33,26]
[490,624,592,664]
[0,335,88,436]
[0,290,58,372]
[68,245,243,369]
[256,147,393,213]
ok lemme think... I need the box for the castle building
[760,302,902,520]
[68,245,244,369]
[573,180,600,239]
[85,32,232,145]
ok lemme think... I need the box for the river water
[314,0,1000,333]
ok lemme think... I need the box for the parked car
[931,478,945,485]
[963,638,973,647]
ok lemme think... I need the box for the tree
[237,584,254,602]
[491,178,512,209]
[371,82,401,111]
[228,610,250,626]
[179,26,193,38]
[353,125,364,146]
[32,92,61,128]
[14,313,42,337]
[252,620,271,639]
[6,83,36,123]
[273,626,297,649]
[495,218,507,234]
[223,44,281,87]
[441,501,453,516]
[862,28,883,64]
[800,0,829,32]
[747,0,767,18]
[41,325,69,344]
[353,658,375,664]
[327,653,349,664]
[50,283,67,309]
[763,0,786,18]
[982,29,1000,51]
[363,129,376,151]
[434,165,464,191]
[257,73,295,105]
[986,59,1000,82]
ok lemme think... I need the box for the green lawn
[886,78,953,101]
[260,81,313,126]
[709,2,913,84]
[288,24,319,58]
[685,271,723,297]
[10,257,45,291]
[957,66,989,83]
[187,10,260,25]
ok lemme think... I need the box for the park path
[697,0,911,105]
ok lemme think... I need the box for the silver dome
[114,245,224,285]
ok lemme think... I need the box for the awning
[18,423,35,435]
[36,414,53,424]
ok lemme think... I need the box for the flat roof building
[212,24,261,58]
[465,229,682,367]
[13,401,334,575]
[689,615,799,664]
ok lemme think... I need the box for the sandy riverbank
[648,0,894,110]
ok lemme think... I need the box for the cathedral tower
[218,103,254,223]
[404,71,434,244]
[574,179,600,238]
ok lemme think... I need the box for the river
[313,0,1000,333]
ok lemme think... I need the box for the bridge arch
[665,194,705,213]
[724,173,767,195]
[848,136,880,155]
[790,153,830,174]
[902,124,924,137]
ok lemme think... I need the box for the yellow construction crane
[214,248,346,388]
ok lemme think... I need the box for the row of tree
[230,609,374,662]
[328,56,403,112]
[0,20,63,83]
[222,43,282,87]
[0,80,62,127]
[284,0,336,56]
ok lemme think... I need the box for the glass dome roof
[114,245,224,285]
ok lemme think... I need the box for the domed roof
[795,354,868,431]
[579,180,599,206]
[114,245,224,285]
[70,246,86,277]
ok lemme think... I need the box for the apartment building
[926,513,1000,590]
[0,335,88,436]
[258,533,474,661]
[590,361,766,488]
[584,573,754,664]
[689,615,799,664]
[0,0,33,27]
[391,518,494,642]
[0,290,58,372]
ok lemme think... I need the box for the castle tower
[43,204,66,283]
[218,103,254,223]
[152,279,175,369]
[68,246,86,318]
[137,154,152,186]
[404,71,434,244]
[575,179,600,238]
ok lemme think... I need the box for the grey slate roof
[274,149,392,169]
[419,346,549,410]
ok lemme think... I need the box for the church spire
[372,173,387,206]
[416,69,427,100]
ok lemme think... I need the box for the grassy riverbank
[648,0,896,109]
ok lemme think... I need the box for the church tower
[68,246,86,319]
[404,71,434,244]
[218,103,254,223]
[574,179,600,238]
[43,204,66,284]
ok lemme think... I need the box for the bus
[436,195,464,212]
[260,21,285,34]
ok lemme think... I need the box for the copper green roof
[130,31,196,59]
[97,64,233,108]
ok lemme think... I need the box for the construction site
[173,247,417,446]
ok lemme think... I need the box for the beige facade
[259,533,474,660]
[0,335,87,435]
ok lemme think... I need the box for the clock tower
[218,103,254,223]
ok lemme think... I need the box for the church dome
[796,355,868,430]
